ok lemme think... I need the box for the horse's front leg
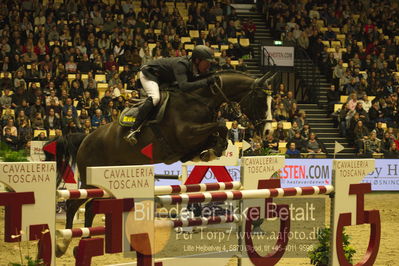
[188,122,228,161]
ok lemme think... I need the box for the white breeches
[139,71,160,106]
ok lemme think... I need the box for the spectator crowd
[2,0,397,159]
[0,0,254,152]
[260,0,399,158]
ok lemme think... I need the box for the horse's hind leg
[84,200,96,228]
[65,198,87,228]
[56,198,88,257]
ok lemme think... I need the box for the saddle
[119,92,170,127]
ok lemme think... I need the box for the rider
[124,45,217,144]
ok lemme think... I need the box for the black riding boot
[124,97,154,145]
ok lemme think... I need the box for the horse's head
[215,70,278,123]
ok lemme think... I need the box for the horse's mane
[216,70,254,79]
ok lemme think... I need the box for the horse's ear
[255,71,274,86]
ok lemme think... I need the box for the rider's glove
[207,76,218,86]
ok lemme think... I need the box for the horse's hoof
[55,242,68,257]
[200,151,211,162]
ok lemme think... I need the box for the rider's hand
[207,76,218,86]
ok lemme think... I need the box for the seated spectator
[226,43,238,59]
[305,133,325,154]
[31,113,45,130]
[286,142,301,158]
[368,101,384,125]
[272,122,287,142]
[288,131,306,152]
[346,78,360,95]
[18,118,32,147]
[33,132,48,141]
[244,140,263,156]
[2,127,18,150]
[287,121,301,139]
[0,88,12,108]
[222,57,234,70]
[300,123,312,140]
[0,72,13,90]
[46,90,59,107]
[243,19,256,42]
[29,99,46,120]
[65,56,77,73]
[273,103,289,121]
[78,109,90,128]
[294,110,307,129]
[64,120,80,135]
[15,110,29,127]
[324,26,336,41]
[22,47,38,64]
[44,108,61,131]
[62,108,79,131]
[77,54,93,73]
[228,121,244,144]
[289,102,300,121]
[346,92,358,111]
[3,118,17,137]
[354,120,369,154]
[276,83,287,97]
[108,73,122,87]
[374,122,385,139]
[355,102,369,124]
[381,132,393,153]
[105,54,118,71]
[283,91,296,111]
[110,109,120,122]
[384,142,399,158]
[62,98,78,117]
[1,108,14,126]
[263,134,278,152]
[364,131,381,156]
[327,84,340,114]
[381,100,395,127]
[82,119,94,135]
[141,48,153,65]
[394,132,399,150]
[358,94,372,112]
[91,109,104,128]
[235,58,248,72]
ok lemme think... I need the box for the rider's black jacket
[140,56,210,91]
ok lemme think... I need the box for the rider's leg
[124,72,160,144]
[140,71,160,106]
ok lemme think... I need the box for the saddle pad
[119,92,170,127]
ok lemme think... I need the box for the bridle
[211,75,265,122]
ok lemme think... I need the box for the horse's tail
[44,133,86,187]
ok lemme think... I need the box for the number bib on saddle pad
[119,92,170,127]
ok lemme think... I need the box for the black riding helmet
[191,45,216,63]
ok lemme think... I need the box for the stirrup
[124,130,139,145]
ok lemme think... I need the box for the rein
[212,76,243,119]
[212,75,261,120]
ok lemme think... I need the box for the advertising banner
[262,46,294,67]
[154,159,399,191]
[30,141,46,161]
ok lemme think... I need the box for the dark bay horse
[48,70,277,256]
